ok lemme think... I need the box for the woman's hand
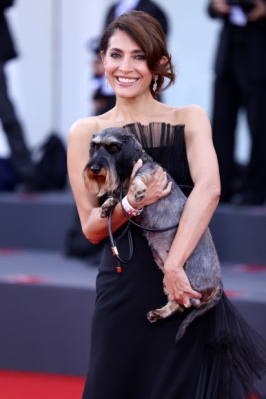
[127,159,172,209]
[163,263,202,307]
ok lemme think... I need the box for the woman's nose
[119,56,133,73]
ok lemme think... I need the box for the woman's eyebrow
[108,47,144,53]
[108,47,122,52]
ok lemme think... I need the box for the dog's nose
[90,164,101,174]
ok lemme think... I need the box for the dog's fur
[83,127,223,342]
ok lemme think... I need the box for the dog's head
[83,127,143,196]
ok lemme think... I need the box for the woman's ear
[101,51,106,66]
[160,56,167,65]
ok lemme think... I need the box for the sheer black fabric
[81,123,266,399]
[195,294,266,399]
[123,122,193,191]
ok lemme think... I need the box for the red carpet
[0,369,262,398]
[0,370,85,399]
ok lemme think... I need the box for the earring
[105,72,109,88]
[153,76,158,92]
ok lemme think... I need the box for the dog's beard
[84,166,120,197]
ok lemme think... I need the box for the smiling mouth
[117,77,138,84]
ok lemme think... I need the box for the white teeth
[118,77,137,83]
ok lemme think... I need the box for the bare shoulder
[181,104,208,117]
[68,116,100,142]
[67,117,101,210]
[175,104,210,126]
[67,117,102,182]
[174,105,212,139]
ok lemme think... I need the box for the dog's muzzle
[89,163,101,174]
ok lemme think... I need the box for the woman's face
[102,30,153,99]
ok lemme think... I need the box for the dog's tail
[175,285,223,344]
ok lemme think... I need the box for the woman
[68,11,266,399]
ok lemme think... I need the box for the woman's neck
[110,94,163,124]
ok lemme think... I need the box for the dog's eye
[109,145,119,152]
[91,142,99,150]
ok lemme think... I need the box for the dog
[83,127,223,342]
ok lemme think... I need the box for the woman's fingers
[152,167,172,196]
[131,159,143,179]
[163,180,172,196]
[163,267,202,306]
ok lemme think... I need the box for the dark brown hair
[100,10,175,99]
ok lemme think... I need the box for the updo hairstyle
[100,10,175,99]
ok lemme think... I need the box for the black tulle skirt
[82,225,266,399]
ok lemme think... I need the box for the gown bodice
[123,122,194,190]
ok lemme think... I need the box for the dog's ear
[115,134,142,179]
[83,162,96,193]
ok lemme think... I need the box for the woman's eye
[110,52,120,58]
[135,54,145,60]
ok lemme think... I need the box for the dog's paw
[147,310,162,323]
[100,207,109,218]
[100,197,117,218]
[131,177,147,202]
[134,189,146,202]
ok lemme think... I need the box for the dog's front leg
[100,196,119,218]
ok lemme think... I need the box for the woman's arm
[163,105,221,305]
[67,118,171,244]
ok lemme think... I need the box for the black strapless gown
[82,123,266,399]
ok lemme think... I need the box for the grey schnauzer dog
[83,127,223,342]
